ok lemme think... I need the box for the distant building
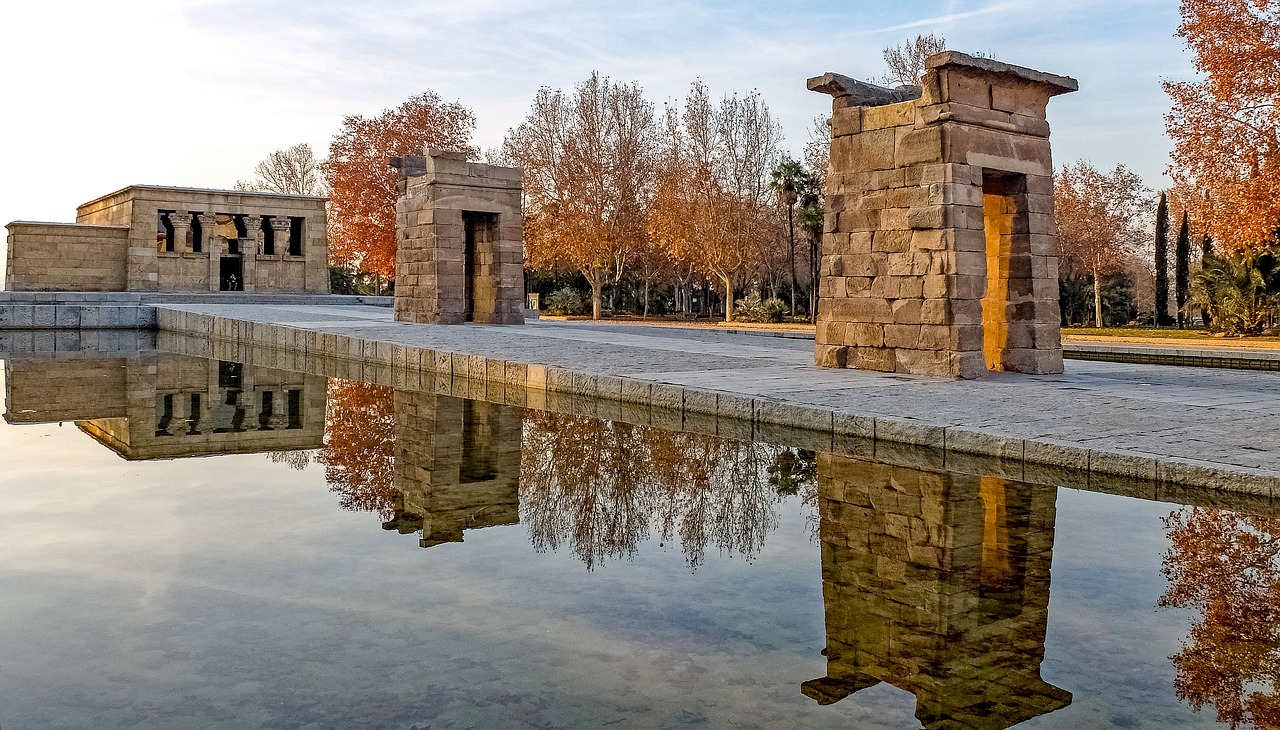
[5,185,329,293]
[3,352,325,460]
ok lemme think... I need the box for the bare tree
[503,72,658,319]
[649,81,783,321]
[882,33,947,87]
[236,143,326,196]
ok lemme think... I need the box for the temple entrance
[219,256,243,291]
[462,211,499,322]
[981,173,1032,372]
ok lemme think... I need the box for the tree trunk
[721,274,734,323]
[809,235,819,323]
[642,277,650,321]
[788,206,797,318]
[590,280,603,320]
[1093,264,1103,328]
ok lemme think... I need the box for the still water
[0,347,1270,729]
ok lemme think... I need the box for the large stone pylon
[810,52,1077,378]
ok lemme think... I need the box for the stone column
[206,234,224,290]
[169,211,191,254]
[241,214,261,293]
[196,212,217,256]
[201,213,222,292]
[269,216,291,257]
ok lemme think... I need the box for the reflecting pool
[0,344,1272,729]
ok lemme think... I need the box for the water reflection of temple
[3,353,324,459]
[804,454,1071,728]
[383,391,522,548]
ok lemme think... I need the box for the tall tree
[649,81,783,321]
[322,92,478,284]
[881,33,947,87]
[1155,191,1172,325]
[1055,161,1155,327]
[1165,0,1280,255]
[503,72,658,319]
[771,158,808,317]
[1176,211,1193,326]
[235,143,325,195]
[1202,234,1216,327]
[802,116,829,321]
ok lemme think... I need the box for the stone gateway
[810,52,1077,378]
[392,150,525,325]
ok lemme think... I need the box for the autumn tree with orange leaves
[1162,506,1280,729]
[1166,0,1280,255]
[648,81,784,321]
[1054,161,1154,326]
[501,72,658,319]
[322,92,478,286]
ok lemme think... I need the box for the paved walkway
[154,303,1280,492]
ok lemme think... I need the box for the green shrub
[734,293,790,323]
[543,287,588,316]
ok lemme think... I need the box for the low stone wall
[150,305,1280,499]
[0,293,394,330]
[6,222,129,292]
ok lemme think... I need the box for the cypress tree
[1201,235,1214,328]
[1154,191,1171,326]
[1175,211,1191,327]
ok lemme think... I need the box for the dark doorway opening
[220,256,243,291]
[462,211,499,322]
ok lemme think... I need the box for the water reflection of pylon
[384,392,522,548]
[804,454,1071,729]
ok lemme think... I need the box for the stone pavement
[152,303,1280,495]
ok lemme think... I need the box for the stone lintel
[925,51,1078,96]
[807,72,921,107]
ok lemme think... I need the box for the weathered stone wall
[389,390,521,547]
[394,151,525,325]
[3,355,128,424]
[5,222,129,292]
[802,454,1071,727]
[811,52,1075,377]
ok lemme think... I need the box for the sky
[0,0,1192,233]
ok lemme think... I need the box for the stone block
[850,346,896,372]
[895,127,944,167]
[716,392,754,422]
[815,343,848,368]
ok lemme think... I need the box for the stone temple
[810,52,1077,378]
[6,185,329,294]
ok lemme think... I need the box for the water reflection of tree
[519,410,792,570]
[317,379,397,518]
[1161,507,1280,729]
[266,449,315,470]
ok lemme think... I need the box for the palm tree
[1191,251,1280,335]
[771,159,806,318]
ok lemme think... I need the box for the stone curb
[151,305,1280,499]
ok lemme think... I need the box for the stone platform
[141,303,1280,497]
